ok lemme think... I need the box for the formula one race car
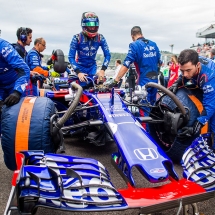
[41,75,207,160]
[3,76,215,214]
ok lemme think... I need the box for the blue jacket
[182,63,215,125]
[123,37,161,78]
[68,33,111,75]
[0,38,30,99]
[26,48,48,71]
[199,56,215,70]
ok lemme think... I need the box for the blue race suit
[25,48,49,96]
[182,61,215,148]
[123,37,161,129]
[0,38,30,100]
[150,57,215,162]
[123,37,161,104]
[68,32,111,78]
[0,38,30,135]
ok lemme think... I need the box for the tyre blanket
[1,96,56,170]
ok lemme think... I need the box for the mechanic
[68,12,111,83]
[12,27,43,96]
[107,26,161,129]
[170,49,215,149]
[0,38,30,134]
[12,27,32,60]
[26,38,58,95]
[125,63,138,92]
[26,37,49,77]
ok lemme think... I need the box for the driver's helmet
[81,12,99,38]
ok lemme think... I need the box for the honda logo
[134,148,158,160]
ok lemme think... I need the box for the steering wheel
[67,75,111,92]
[144,82,189,145]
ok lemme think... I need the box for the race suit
[0,38,30,134]
[186,62,215,138]
[175,60,215,155]
[0,39,30,100]
[25,48,49,95]
[68,32,111,78]
[123,37,161,104]
[123,37,161,129]
[150,57,215,162]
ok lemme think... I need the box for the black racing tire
[31,207,38,215]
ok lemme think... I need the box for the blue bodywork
[42,76,178,185]
[89,92,178,184]
[14,151,128,212]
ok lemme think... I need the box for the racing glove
[4,90,21,106]
[106,79,118,89]
[31,74,46,85]
[169,78,182,94]
[177,120,203,141]
[47,64,53,70]
[50,71,60,77]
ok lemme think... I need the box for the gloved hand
[105,78,118,89]
[47,64,53,70]
[4,90,21,106]
[50,71,60,77]
[177,120,203,141]
[169,78,182,94]
[31,74,46,85]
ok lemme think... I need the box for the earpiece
[20,27,27,43]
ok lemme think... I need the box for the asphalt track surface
[1,137,215,215]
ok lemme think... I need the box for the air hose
[53,82,83,135]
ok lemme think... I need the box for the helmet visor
[82,21,99,27]
[84,26,99,33]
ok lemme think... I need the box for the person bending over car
[107,26,161,129]
[169,49,215,151]
[0,38,30,134]
[68,12,111,83]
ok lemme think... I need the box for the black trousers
[128,76,135,91]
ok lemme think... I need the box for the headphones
[20,27,27,43]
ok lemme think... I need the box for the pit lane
[0,137,214,215]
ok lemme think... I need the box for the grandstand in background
[196,23,215,41]
[190,23,215,57]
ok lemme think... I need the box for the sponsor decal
[134,148,158,160]
[124,60,130,67]
[143,52,156,58]
[20,83,27,91]
[203,84,214,93]
[109,113,130,118]
[150,168,165,173]
[105,106,124,111]
[144,46,155,51]
[1,46,12,58]
[199,74,208,88]
[83,46,89,51]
